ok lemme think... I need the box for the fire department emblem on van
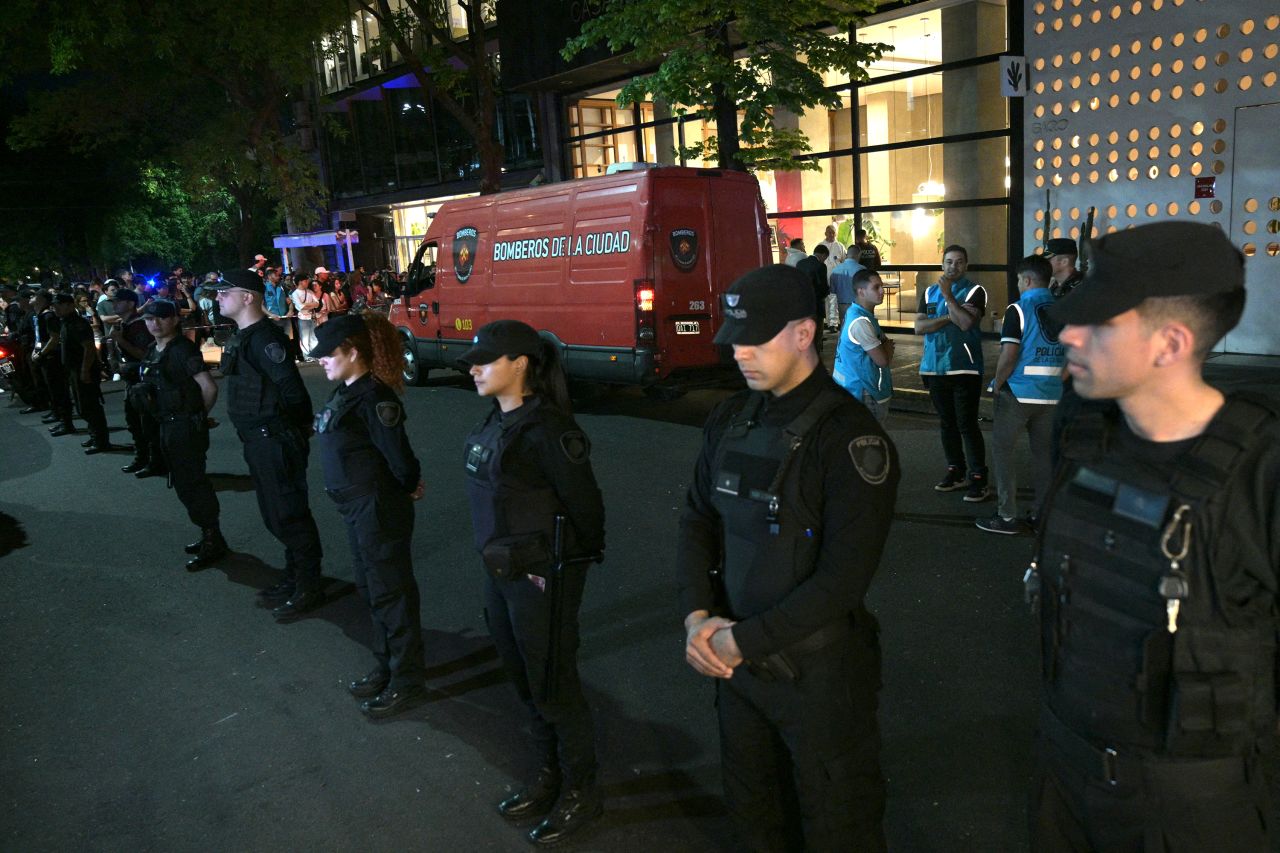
[670,228,698,271]
[453,226,479,283]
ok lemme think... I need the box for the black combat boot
[527,786,603,846]
[185,527,229,571]
[497,766,561,822]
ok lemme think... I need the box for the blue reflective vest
[919,279,984,376]
[1004,288,1065,404]
[828,258,865,305]
[833,302,892,403]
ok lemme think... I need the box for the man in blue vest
[829,252,866,332]
[977,256,1063,535]
[1028,221,1280,851]
[914,244,989,501]
[833,269,894,423]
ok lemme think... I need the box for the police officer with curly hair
[135,299,227,570]
[677,265,899,852]
[1028,222,1280,851]
[212,269,324,620]
[310,311,427,719]
[460,320,606,848]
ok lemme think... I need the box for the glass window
[325,107,365,198]
[434,95,480,182]
[388,89,439,187]
[352,99,397,191]
[858,64,1006,146]
[859,137,1008,206]
[858,1,1007,78]
[499,94,541,170]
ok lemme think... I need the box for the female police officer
[309,311,427,720]
[459,320,605,847]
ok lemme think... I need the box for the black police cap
[208,269,265,295]
[308,313,366,359]
[457,319,542,366]
[713,264,817,346]
[1043,238,1078,258]
[141,299,178,318]
[1047,221,1245,327]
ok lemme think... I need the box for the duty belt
[237,421,294,442]
[745,618,853,682]
[1039,705,1250,790]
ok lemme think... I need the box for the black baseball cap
[1047,221,1245,327]
[713,264,817,346]
[113,289,140,305]
[141,299,178,318]
[457,319,542,366]
[52,293,76,305]
[1043,238,1078,257]
[208,269,265,294]
[309,313,366,358]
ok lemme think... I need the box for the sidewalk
[820,331,1280,419]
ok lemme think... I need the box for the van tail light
[634,279,656,343]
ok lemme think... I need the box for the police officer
[52,292,116,453]
[310,311,427,719]
[135,299,228,570]
[1044,237,1083,299]
[212,268,324,620]
[677,265,899,852]
[459,320,605,847]
[1028,221,1280,851]
[31,291,76,435]
[111,289,161,475]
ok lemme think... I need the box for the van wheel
[402,336,427,386]
[643,384,686,402]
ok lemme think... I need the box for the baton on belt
[542,514,603,702]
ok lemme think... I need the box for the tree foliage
[1,0,349,266]
[564,0,886,171]
[349,0,506,193]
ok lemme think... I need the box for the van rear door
[651,173,716,371]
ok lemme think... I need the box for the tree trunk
[711,23,744,172]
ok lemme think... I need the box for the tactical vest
[708,387,846,621]
[1006,288,1065,405]
[1033,395,1279,757]
[219,330,284,426]
[314,385,394,496]
[919,280,984,376]
[463,398,564,555]
[138,342,204,418]
[832,302,892,403]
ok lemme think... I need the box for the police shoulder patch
[264,342,287,364]
[559,430,591,464]
[376,401,402,428]
[848,434,890,486]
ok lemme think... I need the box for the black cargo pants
[158,415,220,529]
[335,488,425,688]
[483,563,597,788]
[240,427,323,588]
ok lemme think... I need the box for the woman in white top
[291,274,321,358]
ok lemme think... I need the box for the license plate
[674,321,700,335]
[0,361,13,375]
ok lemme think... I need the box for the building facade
[308,0,1279,352]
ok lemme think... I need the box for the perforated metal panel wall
[1023,1,1280,354]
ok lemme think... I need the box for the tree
[563,1,886,172]
[350,0,505,193]
[99,164,237,272]
[1,0,349,263]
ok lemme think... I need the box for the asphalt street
[2,364,1059,852]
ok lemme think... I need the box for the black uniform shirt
[59,312,95,370]
[119,316,155,365]
[147,336,208,415]
[33,309,58,352]
[494,397,606,556]
[229,318,312,430]
[320,373,421,494]
[676,367,900,661]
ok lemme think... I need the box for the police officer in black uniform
[134,299,228,570]
[677,265,899,852]
[31,291,76,435]
[111,289,161,475]
[1028,221,1280,851]
[212,268,324,620]
[459,320,606,847]
[309,311,428,719]
[52,292,116,453]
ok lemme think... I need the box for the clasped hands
[684,610,743,679]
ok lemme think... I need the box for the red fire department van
[390,165,772,391]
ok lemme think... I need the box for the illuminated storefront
[558,0,1016,329]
